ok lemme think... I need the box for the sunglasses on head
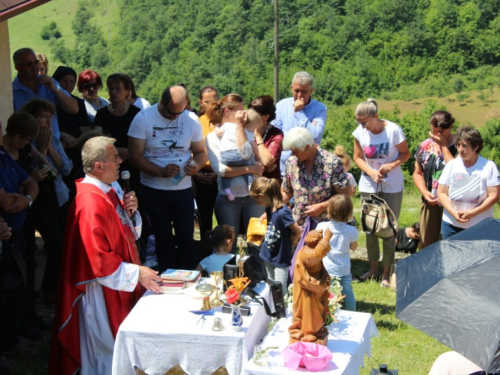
[17,60,40,67]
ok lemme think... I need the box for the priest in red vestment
[49,136,162,375]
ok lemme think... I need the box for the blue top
[260,205,296,268]
[0,148,29,230]
[199,253,235,274]
[13,76,72,140]
[32,137,72,207]
[271,97,327,174]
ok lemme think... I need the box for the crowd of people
[0,47,498,374]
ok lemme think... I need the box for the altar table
[112,282,272,375]
[242,310,378,375]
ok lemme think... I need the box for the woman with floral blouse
[281,127,349,227]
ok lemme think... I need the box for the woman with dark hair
[248,95,284,182]
[77,70,109,127]
[437,126,500,239]
[52,66,89,144]
[2,112,55,336]
[0,114,39,347]
[94,73,141,191]
[413,110,457,248]
[123,74,151,110]
[192,86,220,236]
[205,94,264,250]
[19,99,73,303]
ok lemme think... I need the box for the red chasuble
[49,180,143,375]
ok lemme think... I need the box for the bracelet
[257,143,264,146]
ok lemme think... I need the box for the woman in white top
[437,126,500,239]
[205,94,264,251]
[352,98,410,287]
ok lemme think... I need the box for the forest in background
[10,0,500,187]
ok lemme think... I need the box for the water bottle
[171,159,195,185]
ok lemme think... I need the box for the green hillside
[9,0,500,180]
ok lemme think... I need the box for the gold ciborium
[195,283,216,310]
[210,271,224,307]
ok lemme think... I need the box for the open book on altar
[161,269,201,282]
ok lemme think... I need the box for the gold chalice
[195,283,216,310]
[210,271,224,307]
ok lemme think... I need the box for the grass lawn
[10,190,498,373]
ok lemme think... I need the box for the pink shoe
[224,188,235,201]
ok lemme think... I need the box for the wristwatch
[25,194,33,209]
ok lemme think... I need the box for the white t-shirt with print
[352,120,405,193]
[128,104,203,190]
[439,155,500,228]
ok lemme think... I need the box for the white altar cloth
[112,282,271,375]
[243,310,378,375]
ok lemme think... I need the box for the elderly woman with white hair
[352,98,410,287]
[281,127,349,227]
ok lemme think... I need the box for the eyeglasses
[83,82,99,90]
[356,119,371,128]
[16,60,40,67]
[164,105,185,117]
[21,136,33,144]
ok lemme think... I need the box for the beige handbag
[361,194,399,238]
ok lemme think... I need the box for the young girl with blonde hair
[250,177,302,290]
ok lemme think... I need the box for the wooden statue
[289,229,333,346]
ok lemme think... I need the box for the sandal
[380,280,390,288]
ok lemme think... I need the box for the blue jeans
[339,273,356,312]
[214,193,264,252]
[141,185,195,272]
[220,150,253,190]
[441,221,465,240]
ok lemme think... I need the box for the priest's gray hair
[283,127,314,151]
[292,71,313,88]
[82,136,117,173]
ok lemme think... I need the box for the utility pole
[274,0,279,103]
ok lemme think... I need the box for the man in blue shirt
[272,71,327,175]
[12,48,78,140]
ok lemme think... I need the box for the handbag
[361,185,399,238]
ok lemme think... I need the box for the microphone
[120,170,135,223]
[121,170,131,193]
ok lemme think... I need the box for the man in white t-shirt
[128,86,207,272]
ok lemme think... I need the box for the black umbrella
[396,218,500,373]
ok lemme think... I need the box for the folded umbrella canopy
[396,218,500,373]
